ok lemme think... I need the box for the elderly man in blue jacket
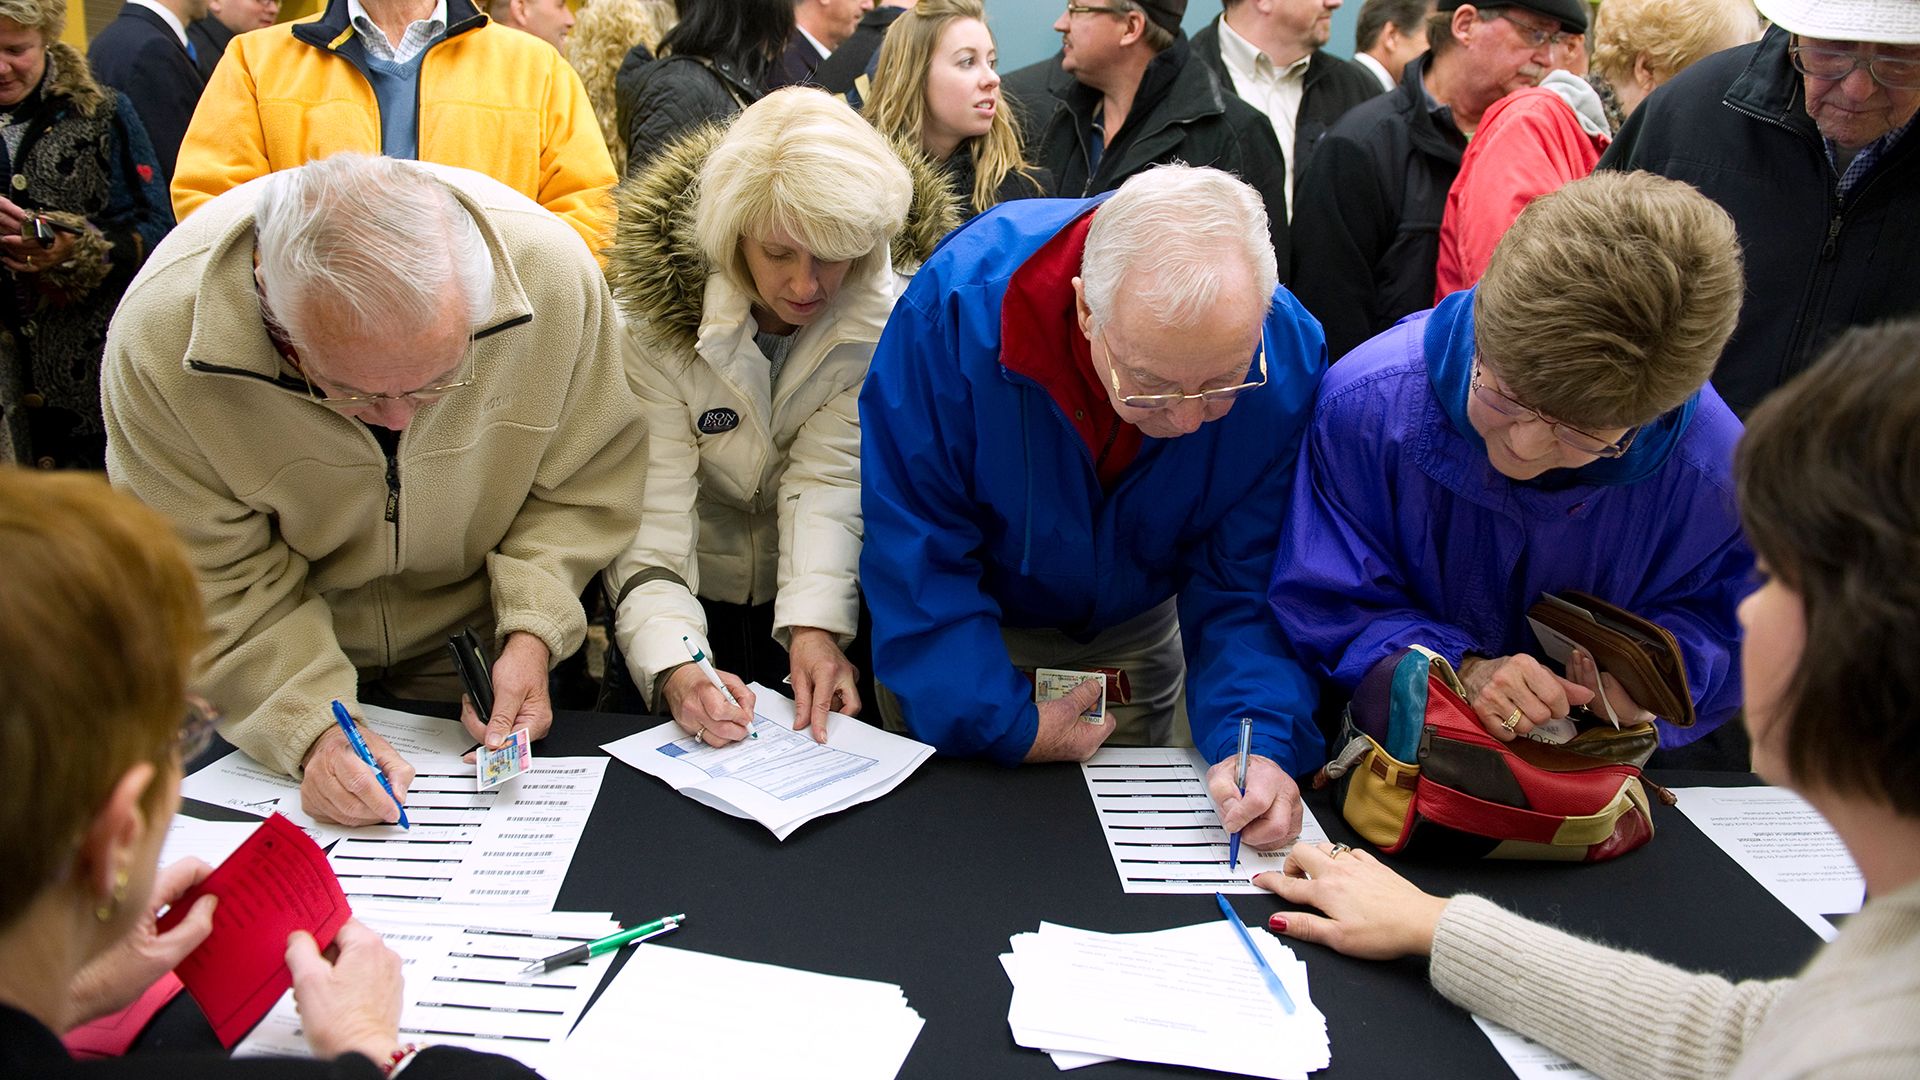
[860,165,1326,847]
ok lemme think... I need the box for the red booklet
[155,813,351,1047]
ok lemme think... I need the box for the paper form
[544,945,925,1080]
[1670,785,1864,941]
[235,905,622,1072]
[304,756,606,909]
[1081,747,1328,893]
[1472,1016,1600,1079]
[181,705,478,826]
[159,816,259,870]
[601,683,932,840]
[1004,921,1328,1079]
[156,813,352,1047]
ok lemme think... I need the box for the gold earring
[94,868,129,923]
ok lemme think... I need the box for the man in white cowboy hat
[1600,0,1920,417]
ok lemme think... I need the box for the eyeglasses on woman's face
[1471,360,1638,458]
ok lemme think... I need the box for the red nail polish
[1268,915,1288,933]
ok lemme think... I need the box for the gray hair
[1081,165,1277,334]
[254,154,493,353]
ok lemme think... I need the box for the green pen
[515,914,686,976]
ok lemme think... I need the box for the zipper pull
[384,458,400,523]
[1821,213,1843,261]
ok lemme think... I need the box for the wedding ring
[1502,708,1524,733]
[1328,844,1351,859]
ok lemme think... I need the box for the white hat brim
[1755,0,1920,45]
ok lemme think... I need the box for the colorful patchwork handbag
[1315,646,1668,862]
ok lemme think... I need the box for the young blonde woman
[862,0,1045,223]
[604,88,954,744]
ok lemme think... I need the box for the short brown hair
[0,469,205,931]
[1737,321,1920,818]
[1474,171,1743,429]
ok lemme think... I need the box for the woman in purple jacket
[1269,170,1753,763]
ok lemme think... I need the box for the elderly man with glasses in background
[1271,170,1759,770]
[860,164,1326,850]
[100,153,646,826]
[1601,0,1920,418]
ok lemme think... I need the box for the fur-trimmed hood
[606,120,958,353]
[42,42,111,117]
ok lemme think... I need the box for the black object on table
[148,708,1823,1078]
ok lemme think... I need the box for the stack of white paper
[236,903,626,1074]
[544,945,925,1079]
[601,683,933,840]
[1003,921,1330,1077]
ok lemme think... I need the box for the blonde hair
[0,0,63,41]
[569,0,676,174]
[695,88,912,304]
[0,469,205,930]
[1476,171,1744,429]
[863,0,1038,216]
[1591,0,1758,87]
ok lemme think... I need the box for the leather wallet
[1526,591,1694,728]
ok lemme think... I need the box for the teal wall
[984,2,1364,73]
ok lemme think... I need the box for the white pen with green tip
[683,635,757,738]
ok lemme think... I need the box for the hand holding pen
[1205,720,1307,854]
[662,637,757,746]
[298,703,415,827]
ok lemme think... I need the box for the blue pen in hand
[1228,717,1252,870]
[330,700,410,829]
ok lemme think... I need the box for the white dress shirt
[1217,17,1312,208]
[128,0,190,50]
[796,24,831,60]
[1354,50,1395,93]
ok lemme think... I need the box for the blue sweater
[1269,290,1753,747]
[859,196,1327,770]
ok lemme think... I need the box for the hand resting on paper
[1023,678,1114,762]
[459,631,555,755]
[1253,843,1451,960]
[285,918,407,1063]
[1457,653,1594,742]
[663,661,758,746]
[67,858,219,1023]
[1206,754,1303,851]
[300,723,416,827]
[789,626,860,743]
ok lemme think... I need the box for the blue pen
[330,700,410,829]
[1227,717,1252,870]
[1214,892,1295,1015]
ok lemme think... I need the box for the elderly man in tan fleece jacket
[102,153,647,826]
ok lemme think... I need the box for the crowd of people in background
[1,0,1918,1074]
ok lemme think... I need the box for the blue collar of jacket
[1424,286,1697,490]
[293,0,484,54]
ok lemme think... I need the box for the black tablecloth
[144,709,1823,1078]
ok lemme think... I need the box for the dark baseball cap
[1438,0,1589,34]
[1133,0,1187,36]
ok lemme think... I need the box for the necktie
[186,38,198,63]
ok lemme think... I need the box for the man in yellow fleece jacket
[169,0,615,256]
[103,155,646,826]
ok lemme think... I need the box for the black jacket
[939,147,1049,224]
[0,1002,539,1079]
[814,5,906,96]
[1287,53,1465,361]
[615,50,761,176]
[1001,53,1072,138]
[1189,16,1383,188]
[86,4,206,180]
[767,27,820,89]
[185,16,231,79]
[1599,26,1920,416]
[1036,38,1291,273]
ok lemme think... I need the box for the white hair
[254,153,494,352]
[1081,164,1277,334]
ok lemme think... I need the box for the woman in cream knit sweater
[1257,320,1920,1079]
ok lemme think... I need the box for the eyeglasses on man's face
[1100,333,1269,410]
[1064,3,1130,17]
[1490,8,1570,50]
[296,342,476,412]
[1471,361,1638,458]
[1789,37,1920,91]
